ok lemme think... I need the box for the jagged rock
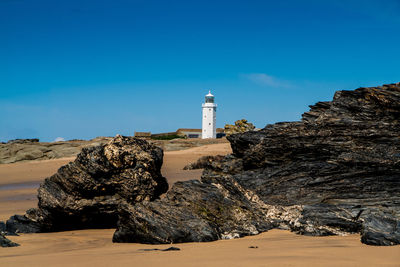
[1,232,19,247]
[183,155,225,170]
[6,135,168,233]
[224,119,255,136]
[114,83,400,246]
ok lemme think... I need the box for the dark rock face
[6,135,168,233]
[114,83,400,246]
[113,179,275,244]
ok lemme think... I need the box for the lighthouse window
[205,96,214,103]
[209,123,211,125]
[209,109,211,111]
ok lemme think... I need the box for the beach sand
[0,143,399,266]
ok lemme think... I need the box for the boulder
[114,83,400,246]
[6,135,168,233]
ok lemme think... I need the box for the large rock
[114,83,400,246]
[6,135,168,233]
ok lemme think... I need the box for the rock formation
[113,83,400,246]
[224,119,255,136]
[6,135,168,233]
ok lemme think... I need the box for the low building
[176,128,202,138]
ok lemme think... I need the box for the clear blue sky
[1,0,399,142]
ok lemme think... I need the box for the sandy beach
[0,143,399,266]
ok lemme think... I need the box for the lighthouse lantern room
[202,91,217,139]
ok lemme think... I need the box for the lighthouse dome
[205,90,215,103]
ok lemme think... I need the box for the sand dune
[0,143,399,266]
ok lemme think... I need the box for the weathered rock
[114,83,400,246]
[6,135,168,233]
[1,232,19,247]
[224,119,255,136]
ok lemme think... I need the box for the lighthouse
[202,91,217,139]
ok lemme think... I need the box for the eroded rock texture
[6,135,168,233]
[114,83,400,246]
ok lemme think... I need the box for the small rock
[1,233,19,247]
[138,247,181,252]
[162,246,181,251]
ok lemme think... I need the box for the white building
[202,91,217,139]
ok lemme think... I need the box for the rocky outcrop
[0,137,111,164]
[6,138,39,144]
[114,83,400,246]
[224,119,255,136]
[6,135,168,233]
[0,136,228,164]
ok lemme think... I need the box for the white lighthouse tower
[202,91,217,139]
